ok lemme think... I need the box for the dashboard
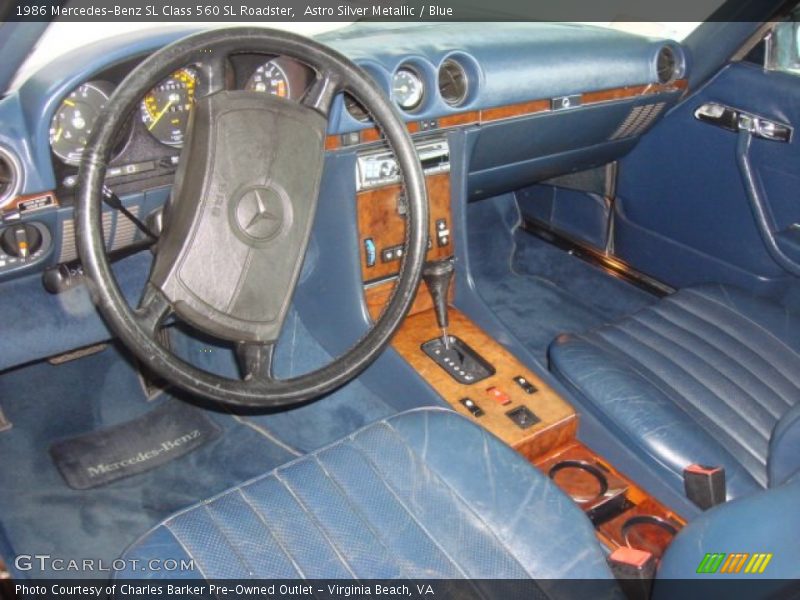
[0,22,689,369]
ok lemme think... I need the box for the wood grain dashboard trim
[326,79,688,149]
[364,276,454,321]
[357,171,452,283]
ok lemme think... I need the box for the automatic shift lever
[420,258,494,385]
[422,258,455,349]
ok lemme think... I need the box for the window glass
[770,18,800,75]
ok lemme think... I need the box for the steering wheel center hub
[231,183,291,245]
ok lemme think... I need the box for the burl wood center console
[353,138,684,559]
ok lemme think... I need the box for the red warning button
[486,386,511,405]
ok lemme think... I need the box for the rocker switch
[435,218,450,247]
[364,238,376,267]
[513,375,537,394]
[460,397,484,418]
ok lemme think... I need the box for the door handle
[694,102,792,143]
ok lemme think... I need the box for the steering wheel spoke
[134,284,173,338]
[236,341,276,383]
[196,51,230,97]
[301,71,341,118]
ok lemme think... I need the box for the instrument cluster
[48,55,313,173]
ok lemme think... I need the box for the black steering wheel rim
[75,27,429,408]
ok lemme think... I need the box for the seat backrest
[769,403,800,487]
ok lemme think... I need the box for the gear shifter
[422,258,455,349]
[420,258,494,385]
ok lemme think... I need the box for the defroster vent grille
[610,102,666,140]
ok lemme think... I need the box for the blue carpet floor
[468,194,657,363]
[0,310,395,578]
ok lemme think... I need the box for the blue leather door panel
[615,63,800,293]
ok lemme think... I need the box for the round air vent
[0,147,22,209]
[656,46,678,84]
[438,58,469,107]
[344,93,370,122]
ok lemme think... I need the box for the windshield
[579,21,706,41]
[577,0,727,42]
[10,21,351,90]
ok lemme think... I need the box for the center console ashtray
[548,460,633,525]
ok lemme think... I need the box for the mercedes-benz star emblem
[232,185,288,244]
[244,189,280,234]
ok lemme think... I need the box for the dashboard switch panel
[357,171,452,283]
[435,218,450,247]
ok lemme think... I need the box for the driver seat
[117,408,616,581]
[117,407,800,589]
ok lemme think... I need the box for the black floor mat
[50,400,221,489]
[0,344,296,578]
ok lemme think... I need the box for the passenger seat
[549,284,800,500]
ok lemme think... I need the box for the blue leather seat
[656,474,800,587]
[549,284,800,499]
[117,408,617,581]
[118,406,800,589]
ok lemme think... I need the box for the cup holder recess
[548,460,608,502]
[544,451,683,557]
[621,515,679,558]
[548,460,633,525]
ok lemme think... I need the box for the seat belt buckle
[608,546,656,600]
[683,464,726,510]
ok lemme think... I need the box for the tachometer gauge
[140,67,197,147]
[245,60,290,97]
[49,81,113,165]
[392,67,424,111]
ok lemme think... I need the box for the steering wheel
[75,28,428,408]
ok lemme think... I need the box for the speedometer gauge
[245,60,291,97]
[140,67,197,147]
[49,81,112,165]
[392,67,424,111]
